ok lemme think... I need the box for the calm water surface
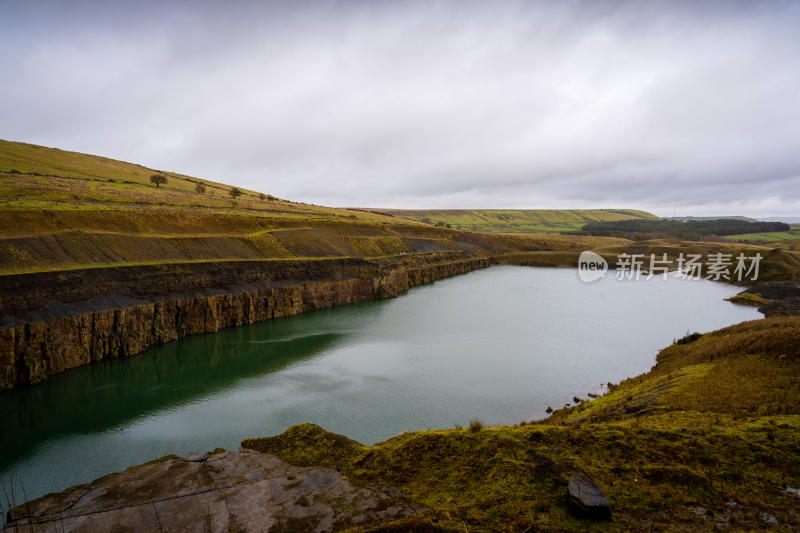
[1,266,759,504]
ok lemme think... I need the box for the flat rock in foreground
[4,449,420,532]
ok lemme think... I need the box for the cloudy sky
[2,1,799,216]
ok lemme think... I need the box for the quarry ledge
[2,253,564,389]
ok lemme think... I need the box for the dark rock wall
[0,257,490,389]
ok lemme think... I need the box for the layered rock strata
[0,257,490,389]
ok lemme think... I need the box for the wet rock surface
[567,473,611,519]
[4,449,420,532]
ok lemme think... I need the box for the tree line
[576,219,790,239]
[149,174,277,204]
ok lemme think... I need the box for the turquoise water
[0,266,759,505]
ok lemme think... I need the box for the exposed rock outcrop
[0,257,491,389]
[740,281,800,317]
[3,449,421,532]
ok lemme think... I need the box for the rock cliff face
[0,257,490,389]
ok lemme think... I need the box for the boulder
[568,473,611,519]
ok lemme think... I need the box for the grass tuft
[468,419,484,432]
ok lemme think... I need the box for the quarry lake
[1,266,760,504]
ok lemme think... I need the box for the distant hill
[367,209,657,234]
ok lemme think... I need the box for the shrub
[676,332,702,345]
[195,183,206,195]
[469,419,484,432]
[149,174,168,188]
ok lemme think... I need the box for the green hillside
[0,140,629,275]
[727,224,800,243]
[370,208,658,233]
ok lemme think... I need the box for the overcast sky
[2,1,799,216]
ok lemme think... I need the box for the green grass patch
[727,224,800,242]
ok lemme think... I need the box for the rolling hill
[0,139,621,275]
[368,208,657,233]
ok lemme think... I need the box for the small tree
[150,174,167,188]
[229,187,242,204]
[259,193,266,201]
[195,182,206,195]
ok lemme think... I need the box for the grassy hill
[369,208,658,233]
[4,140,798,283]
[4,140,796,282]
[0,140,629,275]
[0,139,396,219]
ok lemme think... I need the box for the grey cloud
[1,0,799,216]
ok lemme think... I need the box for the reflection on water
[0,266,759,505]
[1,330,344,473]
